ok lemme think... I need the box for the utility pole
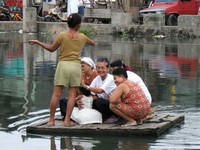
[23,0,37,33]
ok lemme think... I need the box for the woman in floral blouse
[109,68,151,127]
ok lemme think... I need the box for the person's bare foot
[47,122,55,127]
[146,108,156,119]
[121,121,137,127]
[149,108,155,115]
[137,119,144,125]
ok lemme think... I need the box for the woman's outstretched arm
[29,40,60,52]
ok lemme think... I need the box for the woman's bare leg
[110,103,137,126]
[48,86,63,126]
[64,87,78,126]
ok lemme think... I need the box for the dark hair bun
[110,60,123,67]
[67,13,82,28]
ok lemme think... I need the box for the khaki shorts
[54,61,81,87]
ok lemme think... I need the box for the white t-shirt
[67,0,79,16]
[90,74,116,99]
[127,71,152,104]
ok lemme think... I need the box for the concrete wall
[0,21,113,35]
[1,15,200,37]
[178,15,200,37]
[178,15,200,28]
[0,21,22,32]
[143,14,165,26]
[111,12,133,26]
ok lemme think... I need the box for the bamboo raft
[26,114,184,137]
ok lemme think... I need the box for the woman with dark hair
[110,59,132,71]
[109,68,151,126]
[110,59,152,104]
[29,13,94,127]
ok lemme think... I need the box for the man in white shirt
[81,57,117,121]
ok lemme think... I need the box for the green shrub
[79,28,96,38]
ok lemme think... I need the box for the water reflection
[0,32,200,149]
[21,135,155,150]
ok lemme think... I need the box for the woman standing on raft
[29,13,94,126]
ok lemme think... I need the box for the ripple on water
[7,109,60,133]
[150,107,200,149]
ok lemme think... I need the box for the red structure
[4,0,22,8]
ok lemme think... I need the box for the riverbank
[0,15,199,38]
[0,22,197,39]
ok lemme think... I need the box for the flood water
[0,32,200,150]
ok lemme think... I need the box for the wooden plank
[26,114,184,137]
[145,114,170,123]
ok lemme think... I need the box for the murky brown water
[0,32,200,149]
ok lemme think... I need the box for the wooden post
[23,0,37,33]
